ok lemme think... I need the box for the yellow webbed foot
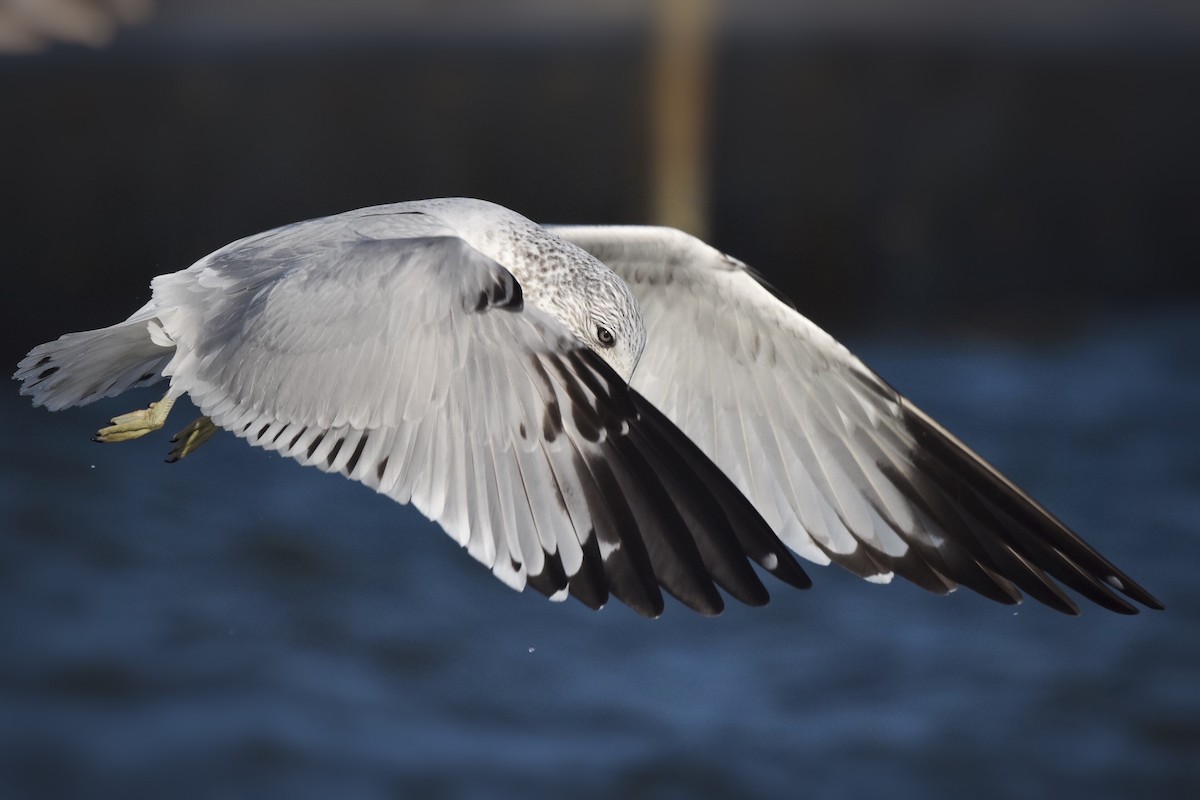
[93,396,177,443]
[166,416,219,463]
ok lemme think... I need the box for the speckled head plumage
[541,258,647,383]
[437,198,647,383]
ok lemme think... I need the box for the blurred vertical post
[649,0,716,239]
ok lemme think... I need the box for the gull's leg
[93,394,177,443]
[166,416,218,463]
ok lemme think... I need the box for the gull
[14,198,1162,617]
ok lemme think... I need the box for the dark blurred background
[2,0,1197,360]
[2,2,1198,799]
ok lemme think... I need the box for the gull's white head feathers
[433,197,647,383]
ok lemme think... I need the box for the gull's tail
[14,301,174,411]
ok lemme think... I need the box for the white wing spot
[599,538,622,559]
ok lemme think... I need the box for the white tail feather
[13,303,174,411]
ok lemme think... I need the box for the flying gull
[14,198,1162,617]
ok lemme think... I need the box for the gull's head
[580,272,646,383]
[546,257,646,384]
[475,218,648,383]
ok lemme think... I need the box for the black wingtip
[627,388,814,598]
[892,396,1164,616]
[769,555,813,591]
[1103,575,1164,612]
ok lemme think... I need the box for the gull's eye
[596,325,616,348]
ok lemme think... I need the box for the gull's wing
[151,212,809,617]
[550,224,1163,614]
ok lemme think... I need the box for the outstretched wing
[151,211,809,617]
[550,224,1162,614]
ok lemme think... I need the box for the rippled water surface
[2,312,1197,799]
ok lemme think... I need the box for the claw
[166,416,218,462]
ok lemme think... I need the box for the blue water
[2,311,1197,800]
